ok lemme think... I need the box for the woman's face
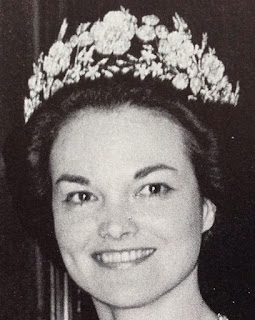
[50,105,215,307]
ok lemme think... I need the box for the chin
[88,273,183,310]
[92,287,163,309]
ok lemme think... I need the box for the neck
[92,267,217,320]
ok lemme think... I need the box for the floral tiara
[24,6,240,122]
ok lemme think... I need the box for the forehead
[50,105,192,177]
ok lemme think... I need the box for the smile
[92,248,156,269]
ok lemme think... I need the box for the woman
[5,8,240,320]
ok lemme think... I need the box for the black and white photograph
[1,1,255,319]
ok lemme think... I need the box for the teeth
[122,251,129,262]
[145,249,150,256]
[115,252,121,263]
[130,250,136,260]
[137,250,142,259]
[96,249,154,264]
[102,253,109,263]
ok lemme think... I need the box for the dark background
[1,1,255,319]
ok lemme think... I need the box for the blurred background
[1,1,255,319]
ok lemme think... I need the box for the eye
[65,191,98,205]
[137,183,172,198]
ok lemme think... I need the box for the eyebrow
[55,164,177,185]
[56,174,90,186]
[134,164,177,180]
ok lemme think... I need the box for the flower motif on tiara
[155,25,169,39]
[142,14,160,26]
[136,25,156,42]
[172,73,189,90]
[166,31,191,51]
[176,48,193,69]
[78,32,94,47]
[136,14,160,42]
[90,9,137,55]
[85,64,100,80]
[134,63,150,80]
[43,41,72,76]
[159,31,194,70]
[24,8,240,122]
[201,51,225,84]
[140,45,157,64]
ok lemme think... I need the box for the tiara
[24,7,240,122]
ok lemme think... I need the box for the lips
[92,248,156,269]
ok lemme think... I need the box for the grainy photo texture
[1,1,255,320]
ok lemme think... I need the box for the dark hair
[4,75,223,266]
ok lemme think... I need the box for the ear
[202,198,217,233]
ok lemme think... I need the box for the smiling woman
[7,76,226,320]
[50,103,216,313]
[3,8,239,320]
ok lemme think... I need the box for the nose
[98,203,139,240]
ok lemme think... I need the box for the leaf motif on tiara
[24,7,240,123]
[51,79,64,95]
[190,77,203,95]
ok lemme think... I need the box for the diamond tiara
[24,6,240,122]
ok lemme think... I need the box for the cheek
[137,191,203,242]
[53,204,96,253]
